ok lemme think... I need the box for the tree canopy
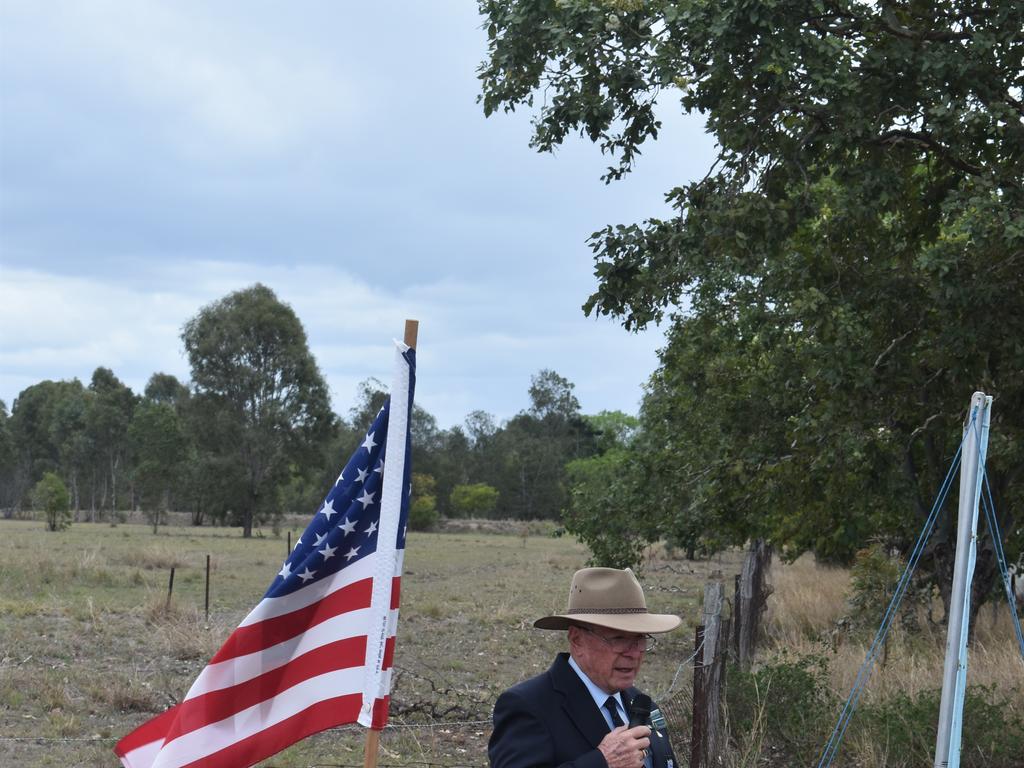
[181,284,335,537]
[480,0,1024,608]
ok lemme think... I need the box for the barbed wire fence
[0,642,707,767]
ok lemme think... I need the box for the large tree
[493,370,598,519]
[0,401,17,514]
[129,401,189,532]
[181,284,334,537]
[85,368,137,519]
[7,379,88,513]
[480,0,1024,612]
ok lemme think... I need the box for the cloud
[0,3,711,426]
[0,261,664,426]
[1,2,352,159]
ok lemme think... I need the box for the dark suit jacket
[488,653,678,768]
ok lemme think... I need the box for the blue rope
[980,467,1024,661]
[816,407,977,768]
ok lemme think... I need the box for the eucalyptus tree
[493,370,598,519]
[182,284,334,537]
[85,367,137,518]
[129,401,189,532]
[7,379,88,512]
[0,401,16,514]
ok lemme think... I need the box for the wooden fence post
[737,539,773,670]
[165,566,175,611]
[205,554,211,623]
[690,624,705,768]
[702,581,725,766]
[733,574,742,662]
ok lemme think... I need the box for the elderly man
[489,567,681,768]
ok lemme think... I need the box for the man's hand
[597,725,650,768]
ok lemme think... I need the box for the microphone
[627,693,653,728]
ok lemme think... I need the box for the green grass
[0,519,712,767]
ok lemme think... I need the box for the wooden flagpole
[363,319,418,768]
[404,319,419,350]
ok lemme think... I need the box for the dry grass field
[1,518,1020,767]
[0,519,725,767]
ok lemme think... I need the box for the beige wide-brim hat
[534,567,682,634]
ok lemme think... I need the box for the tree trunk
[110,453,119,520]
[243,487,256,538]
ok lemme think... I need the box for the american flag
[115,344,415,768]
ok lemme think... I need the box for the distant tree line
[0,284,631,536]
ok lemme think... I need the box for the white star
[320,498,338,520]
[319,543,337,560]
[313,532,328,547]
[335,470,345,485]
[297,567,316,583]
[373,459,384,474]
[278,561,292,579]
[344,546,360,561]
[339,517,357,535]
[362,431,377,452]
[365,520,378,536]
[357,490,375,509]
[356,466,369,483]
[293,536,303,551]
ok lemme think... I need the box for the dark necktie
[603,695,625,728]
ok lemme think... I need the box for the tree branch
[874,129,984,176]
[872,329,915,371]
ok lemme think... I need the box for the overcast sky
[0,1,715,428]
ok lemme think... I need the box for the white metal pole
[933,391,992,768]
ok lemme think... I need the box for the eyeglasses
[580,626,657,653]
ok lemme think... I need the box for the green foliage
[584,410,639,453]
[0,400,14,512]
[129,401,190,533]
[409,472,438,531]
[32,471,71,531]
[449,483,499,518]
[563,449,654,568]
[489,370,599,519]
[847,544,904,632]
[726,653,836,766]
[143,373,189,409]
[855,685,1024,768]
[479,0,1024,601]
[181,284,335,537]
[728,655,1023,766]
[87,367,138,516]
[8,379,87,509]
[409,496,439,532]
[2,340,623,539]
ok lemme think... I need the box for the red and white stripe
[116,342,413,768]
[116,551,403,768]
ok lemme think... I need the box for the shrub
[727,653,836,765]
[409,473,438,531]
[408,495,438,531]
[848,543,903,632]
[855,685,1024,768]
[449,483,499,518]
[32,472,71,532]
[563,449,650,568]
